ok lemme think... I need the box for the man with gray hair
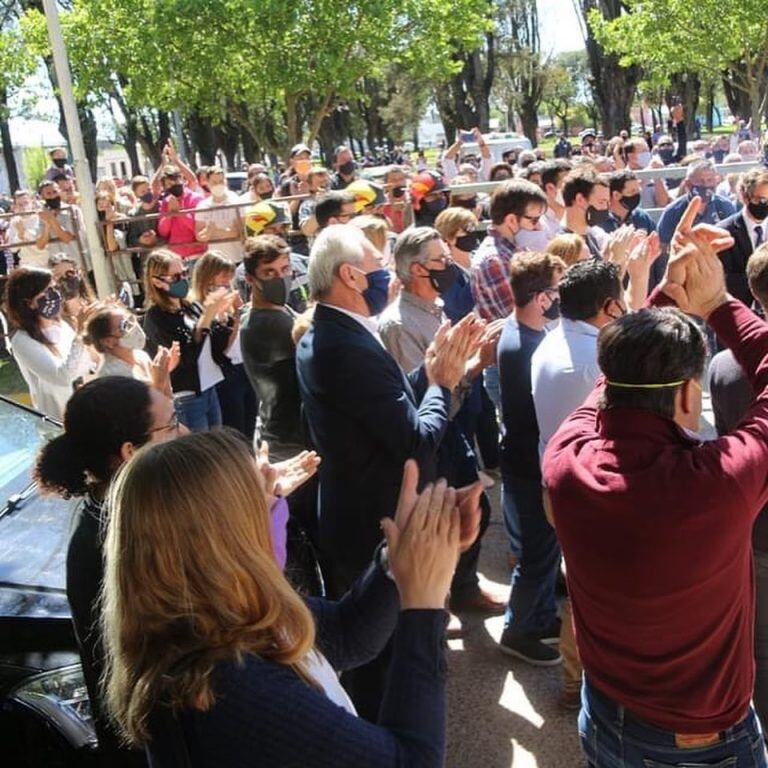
[297,223,485,717]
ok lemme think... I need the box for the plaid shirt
[470,227,517,321]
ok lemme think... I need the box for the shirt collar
[320,302,382,341]
[488,225,516,251]
[561,317,600,337]
[401,290,444,317]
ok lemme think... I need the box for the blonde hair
[351,214,389,252]
[144,249,185,311]
[547,233,587,267]
[434,207,478,241]
[190,250,235,302]
[102,430,316,745]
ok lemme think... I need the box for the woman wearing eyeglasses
[35,375,186,767]
[143,249,238,431]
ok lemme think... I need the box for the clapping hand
[257,441,321,499]
[425,314,486,390]
[150,346,174,398]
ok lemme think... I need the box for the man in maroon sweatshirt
[544,197,768,767]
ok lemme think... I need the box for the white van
[459,132,532,164]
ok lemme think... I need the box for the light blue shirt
[531,318,601,462]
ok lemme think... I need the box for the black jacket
[718,212,759,308]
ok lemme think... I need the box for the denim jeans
[755,550,768,732]
[502,473,560,634]
[501,473,523,560]
[580,678,768,768]
[483,364,501,410]
[216,363,258,440]
[175,388,222,433]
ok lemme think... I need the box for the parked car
[0,395,98,767]
[225,171,247,193]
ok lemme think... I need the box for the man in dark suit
[296,223,482,719]
[717,168,768,309]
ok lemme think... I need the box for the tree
[542,63,577,133]
[591,0,768,131]
[573,0,640,136]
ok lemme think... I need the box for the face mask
[118,320,146,350]
[455,232,481,253]
[424,263,457,295]
[52,157,67,168]
[140,191,154,204]
[200,183,210,193]
[357,267,391,316]
[515,228,550,251]
[587,206,610,228]
[168,183,184,198]
[295,158,312,176]
[210,184,227,199]
[423,196,447,215]
[37,286,62,319]
[166,278,189,299]
[619,193,641,213]
[391,185,406,198]
[454,197,477,210]
[58,272,82,300]
[658,148,674,164]
[45,196,62,210]
[635,151,651,168]
[748,201,768,221]
[97,209,106,221]
[258,275,292,306]
[543,297,560,321]
[338,160,356,176]
[691,185,714,204]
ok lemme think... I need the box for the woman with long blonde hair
[103,432,470,767]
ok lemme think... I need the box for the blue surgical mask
[167,278,189,299]
[354,267,391,316]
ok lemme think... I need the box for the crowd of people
[1,108,768,767]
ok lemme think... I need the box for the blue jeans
[502,473,559,633]
[175,388,222,433]
[580,678,768,768]
[483,364,501,410]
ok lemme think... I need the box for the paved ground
[445,392,717,768]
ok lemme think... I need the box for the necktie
[756,226,764,248]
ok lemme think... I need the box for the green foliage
[0,25,36,106]
[23,145,49,189]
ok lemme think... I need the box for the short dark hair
[315,191,354,228]
[609,169,638,195]
[489,179,547,226]
[489,163,514,181]
[747,243,768,309]
[559,260,622,321]
[597,307,706,418]
[242,235,290,277]
[38,179,58,194]
[561,168,608,207]
[509,252,566,306]
[518,162,545,184]
[540,159,572,190]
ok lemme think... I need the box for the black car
[0,395,98,767]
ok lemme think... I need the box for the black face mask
[455,232,481,253]
[338,160,356,176]
[260,191,273,200]
[748,200,768,221]
[258,275,292,305]
[52,157,67,168]
[619,193,641,213]
[97,209,106,221]
[454,197,478,210]
[543,297,561,321]
[140,191,154,204]
[168,183,184,198]
[691,185,715,204]
[423,264,457,295]
[45,196,62,210]
[658,148,674,164]
[58,272,82,301]
[423,196,448,215]
[587,206,610,227]
[391,186,406,198]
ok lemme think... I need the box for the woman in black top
[190,251,257,439]
[142,249,237,432]
[35,376,184,767]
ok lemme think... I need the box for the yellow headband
[606,380,685,389]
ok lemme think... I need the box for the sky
[538,0,585,54]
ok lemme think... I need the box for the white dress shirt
[320,303,384,346]
[742,208,767,250]
[531,318,601,461]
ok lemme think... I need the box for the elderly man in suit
[296,223,483,718]
[717,168,768,309]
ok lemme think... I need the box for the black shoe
[537,619,562,645]
[499,631,563,666]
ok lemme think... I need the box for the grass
[0,357,30,405]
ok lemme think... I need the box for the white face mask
[636,151,652,168]
[210,184,228,199]
[118,320,146,351]
[514,228,550,252]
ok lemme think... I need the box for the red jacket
[544,291,768,733]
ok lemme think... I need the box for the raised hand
[270,450,322,497]
[150,346,174,398]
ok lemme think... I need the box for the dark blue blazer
[718,212,757,308]
[296,304,451,590]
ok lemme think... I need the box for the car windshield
[0,398,61,507]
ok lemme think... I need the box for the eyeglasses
[119,315,136,333]
[542,288,559,300]
[148,411,181,435]
[427,255,453,267]
[159,270,188,284]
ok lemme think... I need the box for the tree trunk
[285,93,301,146]
[722,66,753,123]
[0,87,19,192]
[213,121,240,170]
[519,104,539,147]
[241,125,259,164]
[123,113,142,176]
[705,84,715,133]
[578,0,640,136]
[186,111,217,165]
[667,72,700,136]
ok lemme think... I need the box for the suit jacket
[296,304,451,593]
[719,212,757,307]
